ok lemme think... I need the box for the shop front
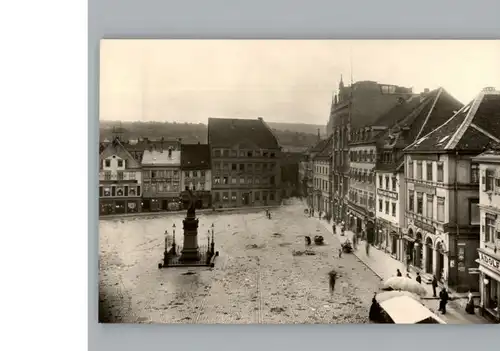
[377,218,400,258]
[477,249,500,323]
[99,198,141,216]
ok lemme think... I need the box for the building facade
[180,143,212,209]
[373,88,463,261]
[313,135,333,214]
[404,88,500,292]
[99,138,142,215]
[141,146,182,212]
[208,117,282,208]
[329,78,413,224]
[473,147,500,323]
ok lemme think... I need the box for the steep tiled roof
[373,94,423,127]
[207,117,280,149]
[142,149,181,166]
[315,135,334,159]
[405,89,500,153]
[310,138,329,153]
[100,138,141,169]
[180,143,211,170]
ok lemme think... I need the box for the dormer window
[105,160,111,167]
[117,160,123,167]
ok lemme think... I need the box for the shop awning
[403,235,415,242]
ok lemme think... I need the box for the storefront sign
[414,219,436,234]
[377,188,398,200]
[478,252,500,271]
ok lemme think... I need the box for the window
[437,163,444,182]
[103,187,111,196]
[392,177,397,191]
[255,177,260,184]
[379,199,383,212]
[426,162,433,181]
[214,192,220,202]
[232,163,237,171]
[485,218,495,243]
[469,199,480,225]
[223,150,229,157]
[104,171,111,180]
[214,149,221,157]
[263,151,269,157]
[485,169,495,191]
[214,177,220,184]
[117,171,124,180]
[263,163,268,171]
[416,192,423,215]
[201,170,205,176]
[223,177,228,184]
[409,191,414,212]
[117,160,123,167]
[379,175,383,188]
[151,171,157,178]
[248,177,253,184]
[247,164,253,172]
[193,171,198,177]
[392,203,396,217]
[426,194,433,219]
[185,171,190,177]
[255,192,260,201]
[239,150,245,157]
[105,159,111,167]
[385,201,390,214]
[129,172,136,180]
[240,177,245,184]
[247,151,253,157]
[270,192,275,200]
[470,164,479,184]
[231,177,237,184]
[437,197,445,222]
[239,164,245,171]
[231,193,237,202]
[230,150,237,157]
[385,176,390,189]
[270,152,275,158]
[416,162,422,180]
[99,187,103,197]
[408,161,413,178]
[222,192,229,202]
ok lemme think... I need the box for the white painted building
[312,135,333,215]
[99,138,142,215]
[473,148,500,323]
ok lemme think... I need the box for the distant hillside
[267,122,327,136]
[100,120,324,149]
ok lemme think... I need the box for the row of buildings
[300,79,500,322]
[99,117,283,215]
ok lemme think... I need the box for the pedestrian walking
[396,269,402,277]
[438,287,449,314]
[352,234,357,250]
[465,290,475,314]
[431,275,438,297]
[365,242,370,256]
[328,270,337,294]
[416,272,422,284]
[338,248,342,258]
[369,293,381,322]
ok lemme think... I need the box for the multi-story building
[180,143,212,209]
[373,88,463,260]
[99,137,142,215]
[473,146,500,323]
[125,137,181,163]
[403,87,500,292]
[306,138,329,209]
[208,117,282,207]
[141,145,182,212]
[329,77,413,224]
[312,135,334,214]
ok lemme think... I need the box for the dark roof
[373,94,423,127]
[472,146,500,163]
[124,139,180,153]
[315,135,334,159]
[180,143,211,170]
[207,117,280,149]
[405,90,500,153]
[310,138,329,153]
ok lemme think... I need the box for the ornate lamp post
[210,223,215,255]
[172,223,176,255]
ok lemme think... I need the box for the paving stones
[100,203,381,324]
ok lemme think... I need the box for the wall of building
[181,169,212,191]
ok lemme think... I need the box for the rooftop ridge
[414,87,443,140]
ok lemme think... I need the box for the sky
[100,40,500,126]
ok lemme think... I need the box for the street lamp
[210,223,215,255]
[172,223,176,255]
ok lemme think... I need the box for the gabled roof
[315,135,334,159]
[373,94,423,127]
[180,143,211,170]
[99,138,141,169]
[405,89,500,153]
[142,149,181,166]
[207,117,280,149]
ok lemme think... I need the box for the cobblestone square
[99,204,383,324]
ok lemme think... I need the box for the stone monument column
[179,190,201,262]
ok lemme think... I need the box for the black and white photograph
[98,39,500,324]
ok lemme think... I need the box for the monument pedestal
[179,215,201,262]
